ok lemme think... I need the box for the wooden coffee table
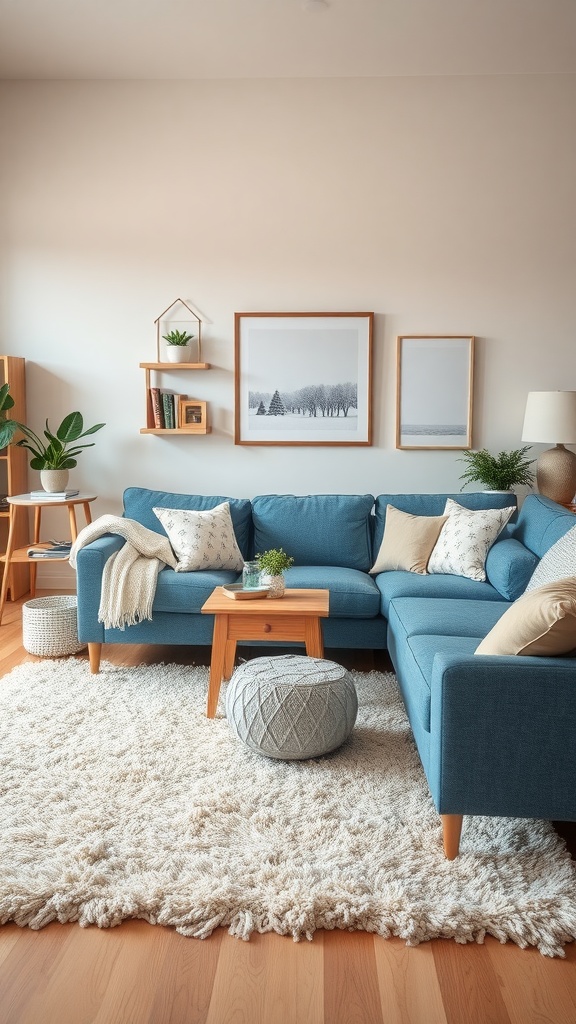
[201,587,330,718]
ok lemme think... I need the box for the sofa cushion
[375,569,504,618]
[153,502,244,572]
[387,596,508,642]
[153,568,241,614]
[389,630,480,732]
[373,492,517,557]
[510,493,576,558]
[524,524,576,593]
[369,505,447,575]
[284,565,381,618]
[485,537,539,601]
[123,488,253,557]
[475,578,576,657]
[427,499,515,582]
[401,634,477,733]
[251,493,375,571]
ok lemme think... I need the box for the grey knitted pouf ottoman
[225,654,358,760]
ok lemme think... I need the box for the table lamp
[521,391,576,504]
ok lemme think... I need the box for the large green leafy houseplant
[458,446,535,491]
[0,386,105,468]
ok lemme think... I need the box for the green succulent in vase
[162,330,194,346]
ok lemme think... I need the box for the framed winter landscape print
[234,312,373,446]
[396,335,475,450]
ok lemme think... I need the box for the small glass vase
[242,560,261,590]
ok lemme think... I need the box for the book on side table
[28,489,80,500]
[27,540,73,558]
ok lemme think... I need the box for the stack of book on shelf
[29,489,80,500]
[149,388,187,429]
[27,540,73,559]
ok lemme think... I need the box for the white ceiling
[1,0,575,80]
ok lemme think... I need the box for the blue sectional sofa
[75,488,576,858]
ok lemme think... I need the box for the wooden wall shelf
[140,361,212,433]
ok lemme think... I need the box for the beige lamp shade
[521,391,576,504]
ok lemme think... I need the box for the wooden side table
[201,587,330,718]
[0,492,97,624]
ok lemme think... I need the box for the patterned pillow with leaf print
[427,498,515,582]
[153,501,244,572]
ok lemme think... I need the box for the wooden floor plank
[205,930,269,1024]
[323,931,384,1024]
[486,935,576,1024]
[0,922,75,1024]
[259,931,323,1024]
[374,936,448,1024]
[432,938,512,1024]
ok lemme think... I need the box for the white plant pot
[166,346,191,363]
[40,469,70,492]
[263,574,285,599]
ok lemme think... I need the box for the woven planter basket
[22,596,86,657]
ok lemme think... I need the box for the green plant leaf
[56,412,84,443]
[0,383,15,412]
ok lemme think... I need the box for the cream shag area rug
[1,659,575,957]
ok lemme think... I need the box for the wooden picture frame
[396,335,475,450]
[179,399,208,432]
[234,312,374,446]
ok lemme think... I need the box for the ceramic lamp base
[536,444,576,504]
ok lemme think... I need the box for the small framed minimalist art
[179,398,208,431]
[396,335,475,450]
[234,312,374,446]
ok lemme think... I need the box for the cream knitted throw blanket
[69,515,177,630]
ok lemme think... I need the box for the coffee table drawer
[227,614,307,642]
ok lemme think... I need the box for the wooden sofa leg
[88,643,102,674]
[441,814,463,860]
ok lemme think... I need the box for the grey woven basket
[22,595,86,657]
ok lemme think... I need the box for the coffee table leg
[207,613,228,718]
[223,639,237,680]
[304,615,324,659]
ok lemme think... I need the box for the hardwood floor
[1,592,575,1024]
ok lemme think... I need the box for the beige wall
[1,76,575,582]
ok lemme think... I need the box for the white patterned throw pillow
[427,498,515,582]
[153,502,244,572]
[524,524,576,593]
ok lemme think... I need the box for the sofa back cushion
[373,492,517,559]
[511,493,576,560]
[524,524,576,592]
[123,488,253,558]
[251,493,375,570]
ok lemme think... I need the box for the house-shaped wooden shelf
[140,298,211,434]
[153,297,208,366]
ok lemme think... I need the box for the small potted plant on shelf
[0,397,105,493]
[458,446,536,493]
[162,329,195,363]
[256,547,295,599]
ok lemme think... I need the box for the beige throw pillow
[475,578,576,656]
[153,502,244,573]
[370,505,448,575]
[427,498,515,582]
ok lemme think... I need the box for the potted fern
[256,547,295,599]
[458,446,535,493]
[162,329,195,363]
